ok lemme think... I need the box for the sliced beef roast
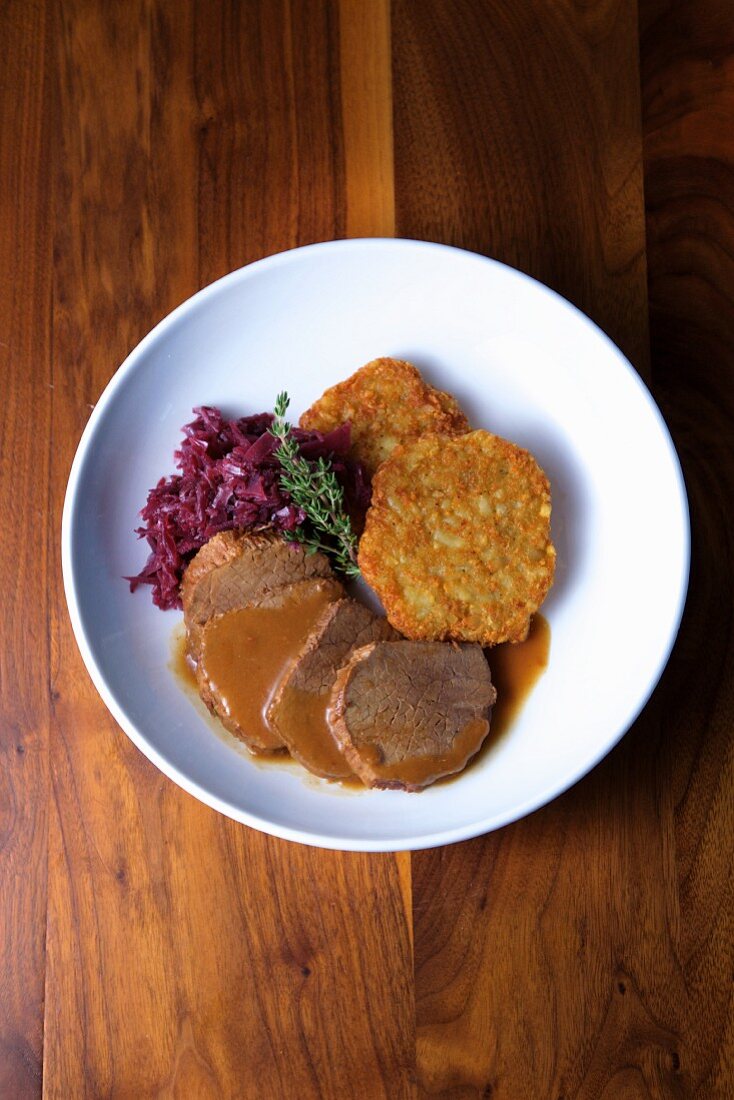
[197,577,344,753]
[181,530,334,659]
[267,599,399,778]
[329,641,496,790]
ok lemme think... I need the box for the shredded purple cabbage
[127,406,370,610]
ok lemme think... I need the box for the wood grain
[0,2,52,1095]
[640,1,734,1094]
[195,0,345,278]
[392,0,650,374]
[339,0,395,237]
[397,2,734,1097]
[1,0,732,1096]
[391,2,696,1097]
[44,3,412,1097]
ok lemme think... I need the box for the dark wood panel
[640,1,734,1096]
[44,3,414,1096]
[392,0,649,373]
[0,2,53,1095]
[392,3,689,1097]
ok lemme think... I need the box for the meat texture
[329,640,496,790]
[181,529,333,659]
[267,599,399,778]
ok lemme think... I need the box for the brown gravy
[198,583,338,753]
[170,626,197,691]
[272,685,353,779]
[171,611,551,787]
[352,716,491,789]
[487,613,551,739]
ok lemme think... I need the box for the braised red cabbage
[128,406,369,610]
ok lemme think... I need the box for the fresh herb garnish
[270,392,361,578]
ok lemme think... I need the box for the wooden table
[2,1,732,1096]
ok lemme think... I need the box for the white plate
[62,239,689,851]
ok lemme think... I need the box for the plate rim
[61,237,691,851]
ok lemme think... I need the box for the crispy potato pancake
[299,357,470,476]
[358,431,556,645]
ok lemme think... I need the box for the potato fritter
[299,358,470,476]
[358,431,556,645]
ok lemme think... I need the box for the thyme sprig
[270,392,360,578]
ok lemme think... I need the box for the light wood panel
[0,2,53,1095]
[43,3,413,1096]
[339,0,395,237]
[194,0,345,277]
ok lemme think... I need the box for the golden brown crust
[358,431,556,645]
[299,357,470,476]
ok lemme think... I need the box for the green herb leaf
[270,393,361,578]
